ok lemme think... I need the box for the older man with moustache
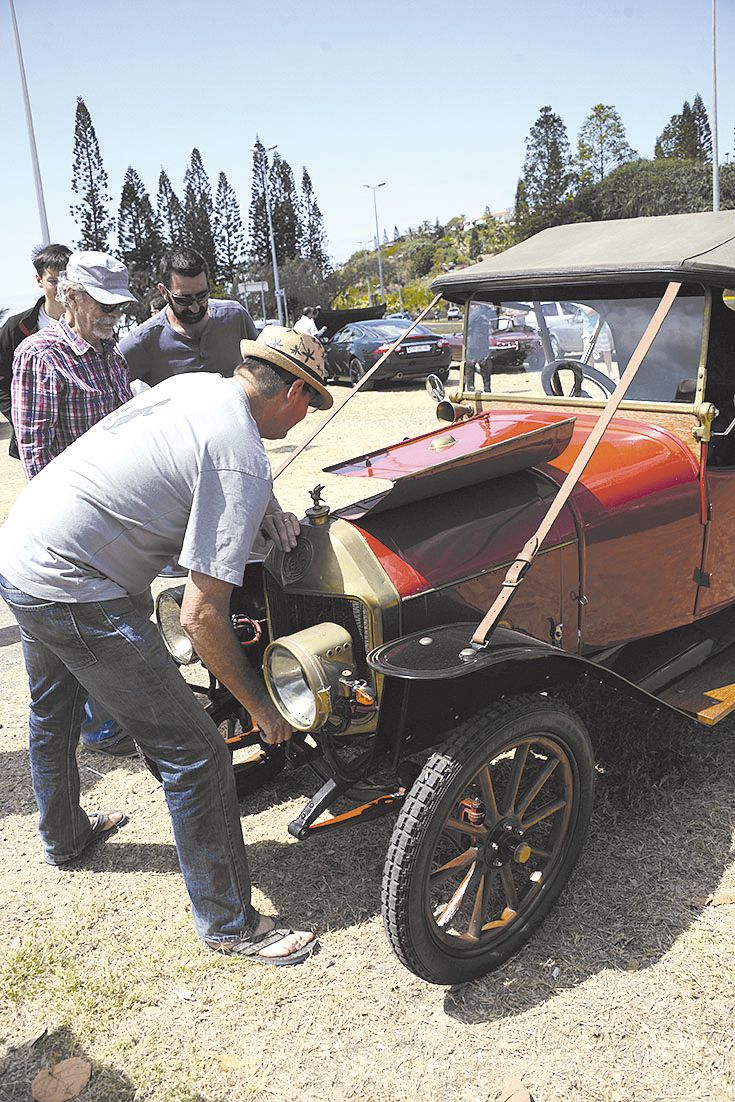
[11,251,134,480]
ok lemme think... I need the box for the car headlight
[263,623,356,732]
[155,585,197,665]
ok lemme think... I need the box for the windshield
[463,292,705,404]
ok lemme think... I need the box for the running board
[658,640,735,725]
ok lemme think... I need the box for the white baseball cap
[64,251,137,305]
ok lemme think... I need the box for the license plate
[494,341,518,352]
[405,343,432,354]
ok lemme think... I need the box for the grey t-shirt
[0,374,272,602]
[119,299,257,386]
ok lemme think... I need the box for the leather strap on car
[272,294,443,480]
[471,280,683,648]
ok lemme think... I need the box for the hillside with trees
[61,92,735,325]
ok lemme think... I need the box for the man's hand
[260,509,300,552]
[257,696,293,745]
[181,571,294,743]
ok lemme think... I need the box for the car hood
[328,406,698,519]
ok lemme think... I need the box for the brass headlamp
[263,623,357,732]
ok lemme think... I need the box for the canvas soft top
[432,211,735,299]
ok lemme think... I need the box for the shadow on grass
[0,746,144,825]
[0,1025,137,1102]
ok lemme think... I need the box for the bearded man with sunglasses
[11,251,135,481]
[119,247,258,390]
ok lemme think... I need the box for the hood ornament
[306,483,330,525]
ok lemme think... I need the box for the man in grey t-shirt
[0,326,333,966]
[119,246,257,388]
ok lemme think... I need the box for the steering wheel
[541,358,616,399]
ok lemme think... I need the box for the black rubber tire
[437,367,450,384]
[349,357,371,390]
[381,695,595,985]
[526,347,544,371]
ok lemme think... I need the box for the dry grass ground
[0,372,734,1102]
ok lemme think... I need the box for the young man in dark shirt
[0,244,72,458]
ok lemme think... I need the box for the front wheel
[349,357,371,389]
[381,695,594,984]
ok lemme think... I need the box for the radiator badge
[280,536,314,584]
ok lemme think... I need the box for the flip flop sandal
[45,811,128,866]
[208,921,316,966]
[87,810,128,844]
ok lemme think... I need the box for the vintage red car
[156,211,735,984]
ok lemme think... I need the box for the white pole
[9,0,50,243]
[712,0,720,212]
[364,183,386,303]
[260,144,284,325]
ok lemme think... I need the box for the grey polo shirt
[0,374,272,602]
[119,299,258,387]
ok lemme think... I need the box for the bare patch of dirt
[1,384,734,1102]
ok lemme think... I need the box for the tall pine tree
[520,106,574,222]
[70,96,113,250]
[248,139,271,266]
[182,148,216,275]
[157,169,184,245]
[117,167,164,299]
[214,171,245,288]
[299,167,329,276]
[692,93,712,162]
[269,152,300,262]
[655,97,710,161]
[577,104,636,184]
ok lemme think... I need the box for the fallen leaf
[216,1052,244,1071]
[32,1057,91,1102]
[498,1075,532,1102]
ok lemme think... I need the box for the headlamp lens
[265,645,317,729]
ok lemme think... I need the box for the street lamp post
[363,182,386,303]
[712,0,720,212]
[9,0,50,244]
[254,142,285,325]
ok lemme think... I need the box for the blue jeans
[0,574,257,943]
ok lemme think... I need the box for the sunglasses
[165,287,210,307]
[81,289,125,314]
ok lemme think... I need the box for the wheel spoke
[499,863,519,912]
[477,766,500,823]
[444,816,488,838]
[522,796,567,829]
[516,757,560,817]
[434,863,478,927]
[503,743,529,813]
[430,846,479,883]
[465,871,488,940]
[528,845,553,859]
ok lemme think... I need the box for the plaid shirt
[11,318,132,479]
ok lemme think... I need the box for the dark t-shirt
[119,299,257,386]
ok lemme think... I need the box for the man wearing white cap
[0,327,331,965]
[11,250,135,480]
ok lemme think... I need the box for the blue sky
[1,0,733,312]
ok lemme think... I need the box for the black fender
[369,622,698,757]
